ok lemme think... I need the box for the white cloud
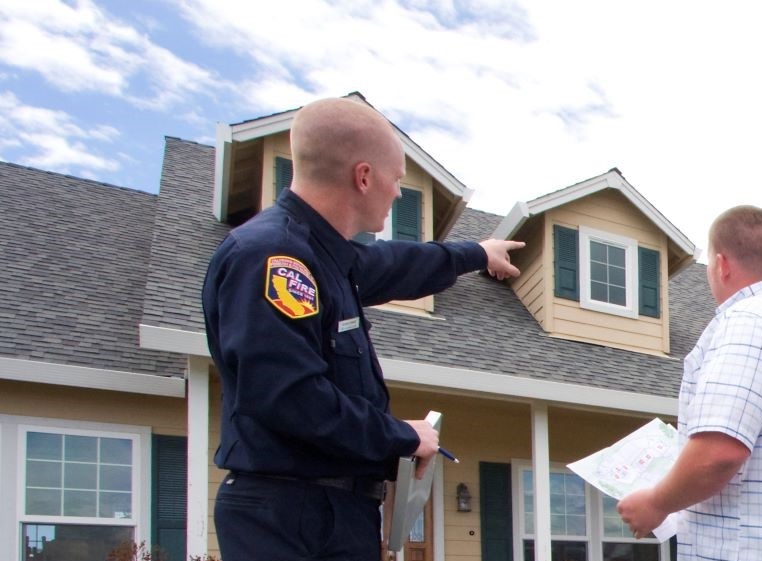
[0,90,120,174]
[3,0,761,259]
[0,0,221,110]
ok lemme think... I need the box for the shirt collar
[716,279,762,315]
[277,189,357,276]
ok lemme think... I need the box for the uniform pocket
[330,330,369,396]
[298,485,337,557]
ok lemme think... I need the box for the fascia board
[492,201,530,240]
[213,122,233,221]
[398,135,468,198]
[225,104,468,200]
[139,324,211,357]
[229,110,296,142]
[0,357,185,398]
[523,171,695,256]
[380,357,677,416]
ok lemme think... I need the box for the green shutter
[638,247,660,317]
[480,462,513,561]
[152,435,187,561]
[392,188,422,241]
[553,225,579,300]
[275,156,293,198]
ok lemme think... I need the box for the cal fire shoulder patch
[265,256,319,319]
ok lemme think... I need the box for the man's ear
[716,252,732,281]
[353,162,371,194]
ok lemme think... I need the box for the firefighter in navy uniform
[202,97,525,561]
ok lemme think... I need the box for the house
[0,92,716,561]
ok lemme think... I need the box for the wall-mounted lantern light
[456,482,472,512]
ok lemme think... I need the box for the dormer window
[554,225,660,319]
[579,227,638,318]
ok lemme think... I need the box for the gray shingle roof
[0,161,185,377]
[142,138,714,400]
[140,138,229,331]
[366,211,713,399]
[2,137,717,399]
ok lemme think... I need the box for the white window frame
[1,415,151,561]
[512,460,669,561]
[579,226,639,319]
[512,460,592,561]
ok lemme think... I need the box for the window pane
[603,495,627,537]
[28,432,62,460]
[65,463,97,489]
[63,490,97,517]
[27,459,62,487]
[609,246,626,267]
[101,438,132,464]
[23,523,133,561]
[25,431,134,521]
[603,542,659,561]
[591,281,608,302]
[101,465,131,491]
[409,511,424,542]
[100,491,132,518]
[590,241,607,262]
[567,493,586,515]
[609,286,626,306]
[591,262,608,283]
[524,540,588,561]
[27,488,61,515]
[524,470,586,538]
[566,514,587,535]
[609,265,626,287]
[65,435,97,462]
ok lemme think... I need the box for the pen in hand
[438,447,460,463]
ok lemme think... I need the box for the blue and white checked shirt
[678,280,762,561]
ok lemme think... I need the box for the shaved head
[290,97,402,189]
[709,205,762,276]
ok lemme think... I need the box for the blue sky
[2,0,762,259]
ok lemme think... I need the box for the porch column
[531,402,552,561]
[187,356,210,558]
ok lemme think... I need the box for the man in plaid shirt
[618,205,762,561]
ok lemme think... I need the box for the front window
[519,467,589,561]
[515,463,663,561]
[20,426,141,561]
[579,227,638,318]
[601,495,660,561]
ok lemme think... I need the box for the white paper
[567,418,679,542]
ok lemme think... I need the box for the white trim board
[379,357,677,416]
[0,357,185,398]
[139,324,210,357]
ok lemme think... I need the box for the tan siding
[388,387,675,561]
[0,379,185,432]
[509,216,546,329]
[545,191,670,354]
[513,256,544,325]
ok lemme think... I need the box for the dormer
[493,168,701,356]
[213,92,473,315]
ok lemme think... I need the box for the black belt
[234,472,386,501]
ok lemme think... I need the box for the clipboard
[388,410,442,551]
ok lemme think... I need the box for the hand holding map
[567,418,679,542]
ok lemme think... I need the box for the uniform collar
[277,189,357,276]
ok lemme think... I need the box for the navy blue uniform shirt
[202,189,487,481]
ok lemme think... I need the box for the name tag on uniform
[338,317,360,333]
